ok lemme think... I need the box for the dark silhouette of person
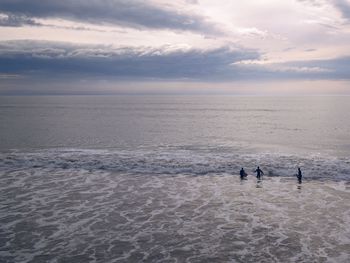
[255,166,264,180]
[296,167,302,184]
[240,168,247,180]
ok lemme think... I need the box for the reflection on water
[256,180,263,188]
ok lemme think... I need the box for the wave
[1,148,349,180]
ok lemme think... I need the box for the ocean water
[0,95,349,262]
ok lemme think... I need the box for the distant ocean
[1,95,349,262]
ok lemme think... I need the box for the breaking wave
[1,148,349,180]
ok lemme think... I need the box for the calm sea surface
[1,95,350,155]
[0,95,349,262]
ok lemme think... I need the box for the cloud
[0,13,39,27]
[229,56,350,80]
[290,56,350,79]
[270,65,332,73]
[297,0,328,7]
[332,0,350,20]
[0,40,259,80]
[298,0,350,21]
[0,40,349,83]
[0,0,221,34]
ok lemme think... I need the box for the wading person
[240,168,247,180]
[255,166,264,180]
[296,167,302,184]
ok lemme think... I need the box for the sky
[0,0,350,95]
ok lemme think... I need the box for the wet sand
[1,170,350,262]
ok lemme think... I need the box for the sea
[0,95,349,262]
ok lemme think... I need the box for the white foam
[1,148,350,262]
[0,148,349,180]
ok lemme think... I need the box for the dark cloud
[0,0,221,34]
[286,56,350,79]
[0,13,112,32]
[0,40,259,80]
[217,56,350,81]
[0,40,349,85]
[0,14,39,27]
[332,0,350,20]
[257,56,350,80]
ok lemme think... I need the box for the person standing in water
[255,166,264,180]
[296,167,302,184]
[240,168,247,180]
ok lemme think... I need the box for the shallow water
[1,95,350,262]
[0,168,349,262]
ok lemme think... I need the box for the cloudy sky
[0,0,350,94]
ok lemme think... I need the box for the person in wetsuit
[296,167,302,184]
[255,166,264,180]
[240,168,247,180]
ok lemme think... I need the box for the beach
[1,95,350,262]
[1,164,349,262]
[2,0,350,261]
